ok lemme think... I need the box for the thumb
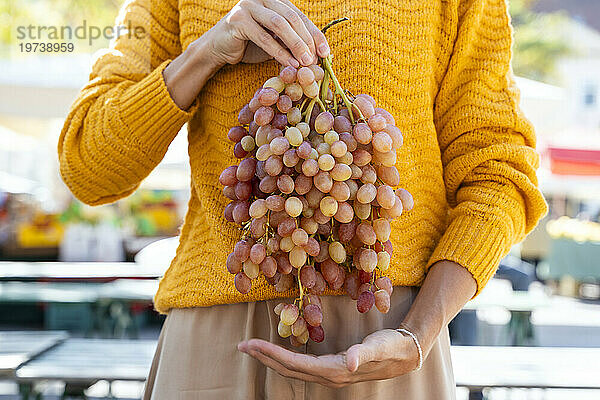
[345,343,377,372]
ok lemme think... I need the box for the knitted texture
[58,0,548,314]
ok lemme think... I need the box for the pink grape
[303,304,323,326]
[235,272,252,294]
[357,290,375,313]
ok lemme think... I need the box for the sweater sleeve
[427,0,548,297]
[58,0,196,206]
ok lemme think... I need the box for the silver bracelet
[396,327,423,371]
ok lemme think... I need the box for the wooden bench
[14,338,157,399]
[452,346,600,398]
[0,331,68,377]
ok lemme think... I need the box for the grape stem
[315,97,327,112]
[321,55,357,124]
[304,98,316,123]
[298,266,305,310]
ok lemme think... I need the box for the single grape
[228,126,248,143]
[272,113,288,130]
[250,243,266,264]
[360,165,377,184]
[373,218,392,242]
[303,81,319,98]
[248,199,267,219]
[250,216,266,238]
[324,131,339,145]
[316,222,332,236]
[352,149,372,166]
[274,302,285,316]
[353,123,372,145]
[347,179,359,200]
[278,320,292,338]
[285,127,303,147]
[256,144,272,161]
[354,201,371,220]
[338,220,357,243]
[334,115,352,133]
[291,228,308,246]
[377,185,396,209]
[328,241,346,264]
[277,175,295,194]
[260,256,277,278]
[280,304,299,325]
[303,236,320,256]
[219,166,238,186]
[258,88,279,107]
[303,303,323,326]
[356,93,376,107]
[296,141,312,159]
[291,316,308,336]
[234,181,252,200]
[299,265,317,288]
[377,251,391,271]
[356,183,377,204]
[234,272,252,294]
[372,132,393,153]
[266,195,285,211]
[297,66,315,86]
[285,83,303,101]
[276,272,294,292]
[359,248,378,272]
[330,181,350,202]
[289,246,307,268]
[330,164,352,181]
[301,159,319,177]
[275,252,294,275]
[330,266,346,290]
[238,106,254,125]
[224,202,236,222]
[308,64,324,80]
[374,289,391,313]
[285,197,303,217]
[352,96,375,119]
[378,166,400,186]
[267,236,280,253]
[277,216,296,237]
[314,171,333,193]
[319,196,338,217]
[254,106,275,126]
[368,114,387,132]
[357,222,377,246]
[357,290,375,313]
[270,136,290,156]
[358,270,372,284]
[320,258,339,284]
[264,155,283,176]
[259,176,278,194]
[226,252,242,274]
[279,66,297,84]
[309,271,327,294]
[382,124,402,149]
[330,141,347,158]
[263,76,285,92]
[344,272,360,300]
[280,236,294,252]
[315,111,334,134]
[318,154,335,172]
[375,276,393,296]
[277,95,293,113]
[316,142,331,157]
[294,174,313,195]
[308,325,325,342]
[232,201,251,224]
[287,107,302,125]
[396,188,414,211]
[243,259,260,279]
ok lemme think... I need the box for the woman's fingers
[240,17,299,67]
[263,0,316,59]
[281,0,330,58]
[246,3,313,65]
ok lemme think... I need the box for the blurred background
[1,0,600,399]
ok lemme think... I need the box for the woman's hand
[164,0,329,110]
[206,0,330,68]
[238,329,420,388]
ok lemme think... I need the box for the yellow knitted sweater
[58,0,547,314]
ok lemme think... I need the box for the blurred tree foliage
[510,0,573,82]
[1,0,121,54]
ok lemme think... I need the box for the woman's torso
[153,0,458,313]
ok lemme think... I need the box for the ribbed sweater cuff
[118,60,197,160]
[426,214,510,299]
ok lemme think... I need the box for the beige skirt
[142,285,456,400]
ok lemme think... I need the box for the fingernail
[289,58,300,68]
[237,342,246,352]
[301,52,312,65]
[318,43,330,57]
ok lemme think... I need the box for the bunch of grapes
[220,54,414,346]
